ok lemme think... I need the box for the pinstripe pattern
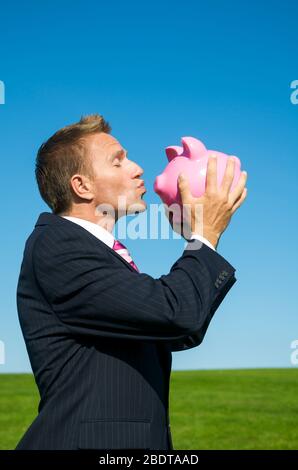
[15,212,237,450]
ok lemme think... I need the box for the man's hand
[165,155,248,248]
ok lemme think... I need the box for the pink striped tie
[112,239,140,272]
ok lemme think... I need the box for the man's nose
[132,162,144,179]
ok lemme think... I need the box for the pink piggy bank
[154,136,242,222]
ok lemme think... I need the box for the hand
[165,156,248,247]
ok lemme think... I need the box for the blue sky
[0,0,297,373]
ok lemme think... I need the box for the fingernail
[179,173,185,179]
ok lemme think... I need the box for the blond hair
[35,114,111,214]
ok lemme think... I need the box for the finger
[164,204,172,220]
[229,171,247,206]
[221,157,236,195]
[231,187,247,214]
[164,208,174,230]
[205,154,218,193]
[177,173,191,203]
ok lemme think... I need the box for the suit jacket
[15,212,237,450]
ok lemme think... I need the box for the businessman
[16,114,247,450]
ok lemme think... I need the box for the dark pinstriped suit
[16,212,237,450]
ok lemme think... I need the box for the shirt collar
[61,216,115,249]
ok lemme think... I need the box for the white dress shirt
[61,216,216,251]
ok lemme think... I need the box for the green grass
[0,369,297,449]
[170,368,298,449]
[0,374,39,450]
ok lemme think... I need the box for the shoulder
[32,221,111,267]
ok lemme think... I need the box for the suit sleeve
[32,225,237,345]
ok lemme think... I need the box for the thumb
[164,204,173,224]
[177,173,190,202]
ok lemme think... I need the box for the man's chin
[127,199,147,215]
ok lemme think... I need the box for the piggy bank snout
[154,174,165,193]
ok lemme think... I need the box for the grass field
[0,368,297,450]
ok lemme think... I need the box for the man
[16,114,247,450]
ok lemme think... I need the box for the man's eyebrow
[110,149,127,160]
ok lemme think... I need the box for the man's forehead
[88,132,123,157]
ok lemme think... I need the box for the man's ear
[70,174,94,201]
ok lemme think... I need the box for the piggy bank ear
[165,145,184,162]
[181,137,207,160]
